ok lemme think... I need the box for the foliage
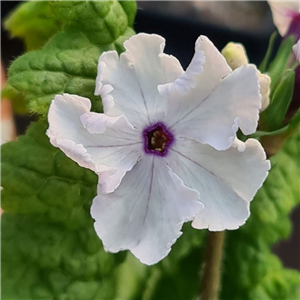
[1,1,299,299]
[4,1,62,51]
[2,1,136,115]
[2,121,299,300]
[1,121,126,299]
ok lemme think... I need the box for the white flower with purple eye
[268,1,300,40]
[47,33,270,265]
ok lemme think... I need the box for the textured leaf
[1,121,97,227]
[1,121,126,299]
[4,1,62,51]
[49,0,136,49]
[2,0,136,115]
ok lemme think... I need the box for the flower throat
[143,123,174,156]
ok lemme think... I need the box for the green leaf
[2,214,121,300]
[267,36,295,92]
[259,32,277,73]
[49,1,136,47]
[285,109,300,135]
[261,69,295,131]
[1,121,97,227]
[0,84,27,114]
[1,120,126,299]
[114,254,148,300]
[249,261,300,300]
[4,1,62,51]
[252,108,300,139]
[2,0,136,115]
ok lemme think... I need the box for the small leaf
[259,32,278,73]
[253,108,300,139]
[267,36,295,91]
[261,69,295,131]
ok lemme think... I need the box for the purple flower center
[143,122,174,156]
[285,13,300,41]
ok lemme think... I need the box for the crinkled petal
[268,1,300,36]
[167,138,270,231]
[164,64,261,151]
[47,94,142,193]
[91,156,203,265]
[95,33,184,127]
[159,35,231,97]
[293,39,300,63]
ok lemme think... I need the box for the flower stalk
[200,231,225,300]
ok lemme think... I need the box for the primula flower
[268,1,300,40]
[221,42,271,111]
[47,33,270,265]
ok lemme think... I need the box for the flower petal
[47,94,142,193]
[164,64,261,151]
[268,1,300,36]
[95,33,184,127]
[293,39,300,63]
[258,71,271,111]
[91,156,203,265]
[167,138,270,231]
[158,35,231,97]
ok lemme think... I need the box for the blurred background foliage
[1,1,299,299]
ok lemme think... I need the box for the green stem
[200,231,225,300]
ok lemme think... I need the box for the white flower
[47,33,270,265]
[268,1,300,38]
[221,42,271,111]
[293,39,300,62]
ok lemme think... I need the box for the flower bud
[222,42,271,111]
[258,72,271,111]
[221,42,249,70]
